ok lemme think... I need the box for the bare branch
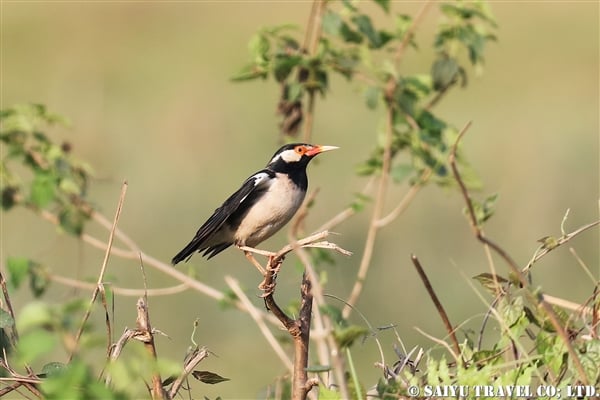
[411,254,461,359]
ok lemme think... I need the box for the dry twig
[70,181,128,362]
[449,122,590,385]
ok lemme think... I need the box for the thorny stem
[449,122,590,386]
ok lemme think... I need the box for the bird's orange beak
[305,145,339,157]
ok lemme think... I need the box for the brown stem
[292,273,314,400]
[135,298,164,400]
[262,259,312,400]
[411,254,461,358]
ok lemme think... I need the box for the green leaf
[467,193,498,226]
[248,32,270,60]
[30,262,50,298]
[16,301,54,333]
[58,206,88,236]
[58,177,82,196]
[322,11,343,36]
[391,163,413,183]
[0,309,14,329]
[306,364,332,373]
[431,54,461,91]
[7,257,31,289]
[320,304,346,327]
[349,192,371,212]
[395,14,414,42]
[30,171,57,207]
[16,330,56,365]
[472,272,508,295]
[191,370,230,384]
[272,55,302,82]
[319,384,343,400]
[372,0,390,13]
[339,21,363,44]
[351,14,391,49]
[1,186,19,210]
[41,362,67,378]
[364,86,381,110]
[334,325,369,348]
[579,339,600,383]
[286,82,304,103]
[230,63,268,81]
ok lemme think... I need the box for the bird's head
[267,143,339,172]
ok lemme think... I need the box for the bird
[171,143,338,272]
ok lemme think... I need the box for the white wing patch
[239,172,271,203]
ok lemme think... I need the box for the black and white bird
[171,143,338,270]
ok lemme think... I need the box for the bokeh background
[2,1,598,398]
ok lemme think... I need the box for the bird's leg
[258,255,283,296]
[243,251,266,275]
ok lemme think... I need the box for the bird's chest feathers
[233,174,305,246]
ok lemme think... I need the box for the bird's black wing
[171,169,275,264]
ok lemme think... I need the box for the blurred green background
[2,2,598,398]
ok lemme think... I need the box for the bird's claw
[258,280,275,297]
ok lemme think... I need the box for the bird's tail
[171,239,201,265]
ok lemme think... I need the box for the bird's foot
[257,256,284,296]
[258,280,275,297]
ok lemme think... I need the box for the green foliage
[7,257,50,297]
[1,103,93,235]
[41,358,127,400]
[375,279,597,399]
[435,1,497,68]
[466,193,498,227]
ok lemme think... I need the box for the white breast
[234,173,305,247]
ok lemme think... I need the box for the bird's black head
[266,143,338,172]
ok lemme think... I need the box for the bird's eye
[295,146,306,155]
